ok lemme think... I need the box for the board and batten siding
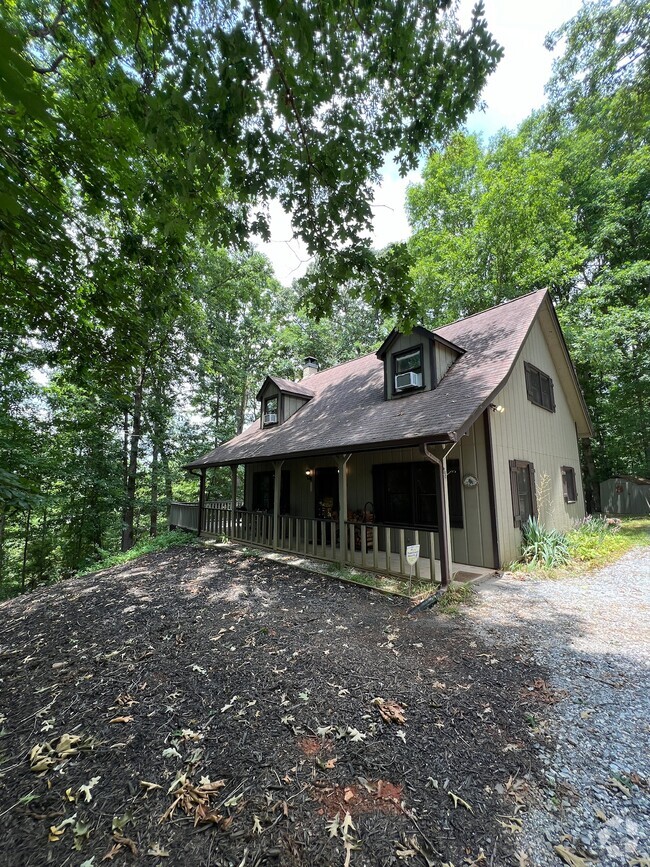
[434,341,459,382]
[489,317,585,566]
[242,416,495,569]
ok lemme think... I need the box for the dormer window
[393,346,423,394]
[263,396,278,426]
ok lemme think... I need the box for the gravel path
[465,548,650,866]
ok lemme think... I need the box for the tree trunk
[237,382,247,435]
[581,438,600,514]
[0,508,6,590]
[35,507,47,590]
[121,377,144,552]
[150,442,159,537]
[160,444,173,504]
[21,507,31,593]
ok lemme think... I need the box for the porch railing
[168,502,437,583]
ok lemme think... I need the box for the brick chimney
[302,357,319,379]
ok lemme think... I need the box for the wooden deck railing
[168,503,437,582]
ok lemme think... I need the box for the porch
[168,502,492,584]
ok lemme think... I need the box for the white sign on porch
[405,544,420,565]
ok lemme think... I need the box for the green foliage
[407,0,650,492]
[514,517,649,576]
[0,0,502,337]
[520,517,571,569]
[566,516,648,567]
[78,530,198,577]
[407,130,584,324]
[436,581,475,615]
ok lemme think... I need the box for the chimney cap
[303,356,318,367]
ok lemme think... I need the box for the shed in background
[600,476,650,515]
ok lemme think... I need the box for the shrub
[78,530,197,576]
[521,517,570,568]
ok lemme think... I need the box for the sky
[256,0,583,286]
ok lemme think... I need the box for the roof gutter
[182,431,458,470]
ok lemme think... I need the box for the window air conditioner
[395,371,422,391]
[263,412,278,425]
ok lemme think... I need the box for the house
[173,289,593,584]
[600,476,650,515]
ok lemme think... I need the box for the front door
[315,467,339,543]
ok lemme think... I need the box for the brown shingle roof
[256,375,314,401]
[186,290,549,468]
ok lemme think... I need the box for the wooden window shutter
[529,463,538,518]
[509,460,521,527]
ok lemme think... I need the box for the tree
[406,130,584,324]
[406,0,650,498]
[0,0,502,337]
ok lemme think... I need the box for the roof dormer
[256,375,314,428]
[376,326,464,400]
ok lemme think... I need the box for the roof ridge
[437,288,547,331]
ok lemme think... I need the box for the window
[392,345,424,394]
[524,362,555,412]
[252,470,290,513]
[372,460,463,528]
[263,395,278,426]
[561,466,577,503]
[509,460,537,528]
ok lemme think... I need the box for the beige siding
[435,342,459,383]
[242,417,495,568]
[284,394,309,420]
[490,318,586,566]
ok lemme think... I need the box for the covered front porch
[169,501,492,583]
[172,426,498,586]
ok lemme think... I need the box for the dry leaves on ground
[372,697,407,725]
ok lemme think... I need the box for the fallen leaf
[553,844,592,867]
[109,716,133,724]
[140,780,163,792]
[147,842,170,857]
[113,834,138,856]
[594,807,607,822]
[606,776,631,797]
[347,727,366,742]
[448,791,474,813]
[112,812,134,832]
[553,845,589,867]
[372,697,407,725]
[396,729,407,743]
[327,814,341,838]
[162,746,182,760]
[78,775,100,803]
[73,820,92,851]
[252,815,263,835]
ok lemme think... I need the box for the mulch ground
[0,544,550,867]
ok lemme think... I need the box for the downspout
[421,440,460,589]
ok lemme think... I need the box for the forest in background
[1,0,648,598]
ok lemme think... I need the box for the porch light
[490,403,505,413]
[305,468,314,477]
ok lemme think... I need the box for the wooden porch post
[421,443,456,589]
[335,454,352,566]
[197,469,206,538]
[230,464,238,539]
[272,460,284,549]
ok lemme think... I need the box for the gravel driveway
[465,548,650,866]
